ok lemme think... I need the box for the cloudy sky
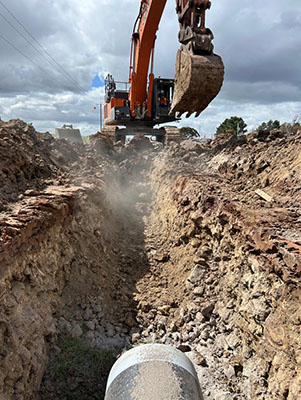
[0,0,300,136]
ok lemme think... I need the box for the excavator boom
[129,0,167,117]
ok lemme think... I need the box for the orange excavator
[103,0,224,142]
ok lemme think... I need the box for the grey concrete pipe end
[105,344,204,400]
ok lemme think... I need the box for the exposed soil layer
[0,121,300,400]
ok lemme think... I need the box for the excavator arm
[129,0,224,119]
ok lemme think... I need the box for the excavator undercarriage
[102,125,181,145]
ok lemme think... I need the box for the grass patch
[50,336,117,399]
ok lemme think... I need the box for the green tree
[180,126,200,139]
[257,120,280,131]
[216,116,247,135]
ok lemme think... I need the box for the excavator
[103,0,224,143]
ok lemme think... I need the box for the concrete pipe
[105,344,204,400]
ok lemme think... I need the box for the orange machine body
[104,97,127,121]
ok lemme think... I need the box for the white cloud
[0,0,300,135]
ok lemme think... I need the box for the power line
[0,0,85,92]
[0,10,71,85]
[0,31,72,89]
[0,0,86,93]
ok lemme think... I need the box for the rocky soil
[0,120,300,400]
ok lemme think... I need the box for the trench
[0,127,300,400]
[37,145,155,400]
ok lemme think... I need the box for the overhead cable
[0,32,72,90]
[0,0,86,93]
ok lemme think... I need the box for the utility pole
[99,103,103,132]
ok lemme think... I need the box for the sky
[0,0,300,137]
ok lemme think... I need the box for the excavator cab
[104,74,178,127]
[152,78,174,121]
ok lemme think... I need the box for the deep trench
[38,150,157,399]
[1,137,300,400]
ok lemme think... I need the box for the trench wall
[144,156,300,399]
[0,183,121,400]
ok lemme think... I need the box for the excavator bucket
[170,47,224,117]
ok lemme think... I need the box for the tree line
[180,116,301,139]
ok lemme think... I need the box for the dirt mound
[0,119,83,208]
[208,129,301,207]
[89,131,115,155]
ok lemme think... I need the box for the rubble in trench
[0,119,300,400]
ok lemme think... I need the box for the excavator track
[170,47,224,117]
[102,126,118,137]
[163,126,183,144]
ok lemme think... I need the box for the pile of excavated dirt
[0,120,300,400]
[0,119,84,208]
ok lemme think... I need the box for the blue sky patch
[91,74,105,88]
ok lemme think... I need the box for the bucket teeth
[170,48,224,117]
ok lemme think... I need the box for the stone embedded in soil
[194,353,208,367]
[157,305,171,315]
[177,344,192,353]
[85,321,95,331]
[201,304,215,319]
[154,252,170,262]
[71,323,83,338]
[187,264,206,284]
[193,287,205,297]
[125,313,136,328]
[190,238,201,248]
